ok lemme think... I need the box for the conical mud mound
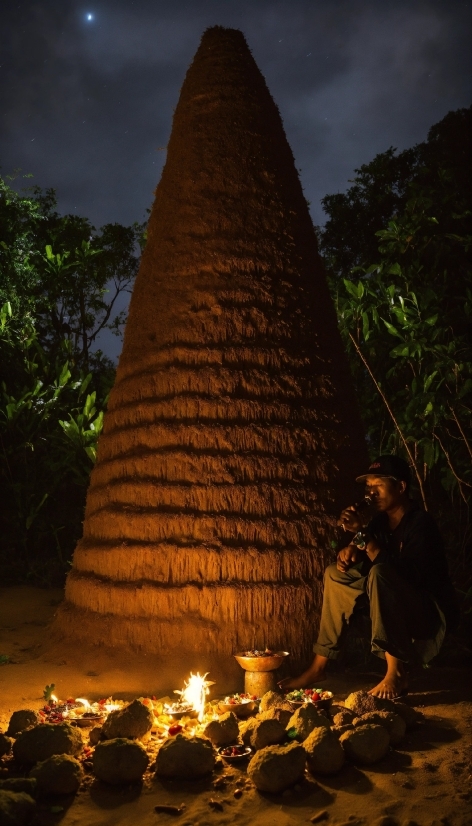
[54,27,366,689]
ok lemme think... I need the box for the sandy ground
[0,586,471,826]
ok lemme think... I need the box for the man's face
[364,475,405,511]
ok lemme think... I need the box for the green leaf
[382,319,403,338]
[388,263,401,275]
[343,279,360,298]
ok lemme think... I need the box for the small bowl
[218,745,252,762]
[287,691,333,712]
[72,713,105,728]
[234,651,290,672]
[166,707,199,720]
[218,700,257,717]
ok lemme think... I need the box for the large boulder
[155,735,215,779]
[286,705,330,742]
[93,738,149,785]
[353,711,406,746]
[30,754,84,796]
[12,723,83,765]
[0,790,36,826]
[247,743,306,793]
[340,724,390,764]
[6,711,40,738]
[250,719,285,751]
[101,699,153,741]
[203,712,239,746]
[0,734,13,758]
[304,726,345,775]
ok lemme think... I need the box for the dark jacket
[368,501,460,631]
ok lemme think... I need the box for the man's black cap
[355,455,411,485]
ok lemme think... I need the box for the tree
[320,107,472,566]
[0,173,144,580]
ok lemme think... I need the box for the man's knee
[324,563,342,584]
[367,562,400,590]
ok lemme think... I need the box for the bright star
[86,13,94,21]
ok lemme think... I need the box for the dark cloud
[1,0,470,358]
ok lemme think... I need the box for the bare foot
[277,654,328,691]
[368,653,408,700]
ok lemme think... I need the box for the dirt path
[1,586,471,826]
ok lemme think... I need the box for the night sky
[1,0,471,359]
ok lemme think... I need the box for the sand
[0,586,471,826]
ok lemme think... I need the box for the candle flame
[75,698,91,709]
[175,672,213,722]
[50,694,58,703]
[104,703,120,713]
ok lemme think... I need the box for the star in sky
[86,13,94,22]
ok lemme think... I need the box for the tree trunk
[53,27,367,690]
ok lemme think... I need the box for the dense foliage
[0,174,144,581]
[320,107,472,578]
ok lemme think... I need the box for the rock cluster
[250,719,285,750]
[247,742,306,793]
[339,723,390,764]
[0,790,36,826]
[353,711,406,746]
[286,705,330,742]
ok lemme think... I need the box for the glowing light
[75,697,91,709]
[86,13,94,22]
[104,702,120,713]
[50,694,58,703]
[174,672,214,722]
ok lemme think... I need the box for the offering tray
[234,650,290,672]
[218,693,258,717]
[286,689,333,711]
[218,744,252,762]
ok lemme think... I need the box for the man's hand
[337,505,363,533]
[336,544,359,572]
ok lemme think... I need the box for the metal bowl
[218,745,252,762]
[72,713,105,728]
[166,707,199,720]
[217,700,257,717]
[287,692,333,712]
[234,651,290,672]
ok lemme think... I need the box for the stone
[353,711,406,746]
[89,726,102,746]
[247,742,306,793]
[259,691,286,712]
[101,699,153,741]
[30,754,84,796]
[6,711,40,738]
[250,719,285,750]
[258,708,292,727]
[391,702,419,730]
[203,712,239,746]
[286,705,330,742]
[0,734,13,757]
[0,790,36,826]
[332,709,355,727]
[304,726,345,775]
[0,780,36,797]
[155,734,215,779]
[344,690,387,716]
[238,717,258,745]
[12,723,83,764]
[331,724,354,738]
[340,724,390,764]
[93,738,149,785]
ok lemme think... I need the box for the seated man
[279,455,458,699]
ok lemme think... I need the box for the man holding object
[279,455,458,699]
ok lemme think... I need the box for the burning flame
[175,672,214,722]
[75,698,91,709]
[104,702,120,713]
[50,694,58,704]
